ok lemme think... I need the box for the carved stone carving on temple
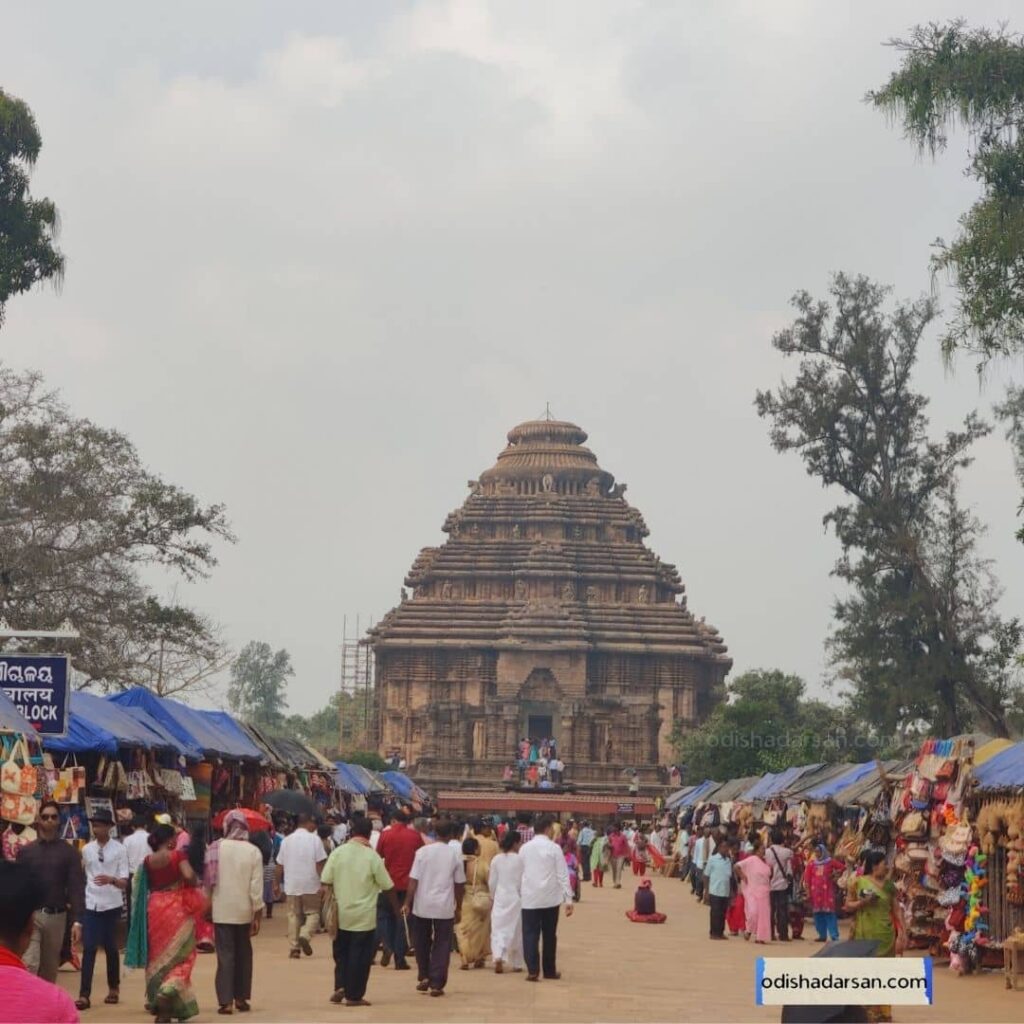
[368,417,731,792]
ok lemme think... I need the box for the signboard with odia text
[0,654,70,736]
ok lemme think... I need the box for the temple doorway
[527,714,553,740]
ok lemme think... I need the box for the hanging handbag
[126,770,145,801]
[1,737,36,797]
[900,811,926,838]
[1,790,39,826]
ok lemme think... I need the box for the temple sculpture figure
[368,418,731,792]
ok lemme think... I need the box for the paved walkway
[57,874,1020,1021]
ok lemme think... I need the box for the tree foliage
[283,686,377,759]
[0,89,64,327]
[869,20,1024,360]
[127,598,233,700]
[756,274,1022,737]
[671,669,855,782]
[0,366,233,690]
[228,641,292,729]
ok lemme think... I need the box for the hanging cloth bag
[1,737,36,797]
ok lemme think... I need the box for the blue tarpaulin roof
[334,762,387,795]
[973,742,1024,791]
[380,770,429,803]
[737,772,778,801]
[109,689,257,760]
[801,762,877,801]
[43,691,187,755]
[195,710,265,763]
[739,764,823,801]
[665,785,696,809]
[0,687,37,736]
[335,762,369,795]
[669,779,721,808]
[115,704,192,756]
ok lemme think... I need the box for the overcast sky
[4,1,1024,717]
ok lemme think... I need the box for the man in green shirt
[321,816,399,1007]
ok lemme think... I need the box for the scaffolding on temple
[338,613,375,753]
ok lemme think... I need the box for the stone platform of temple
[368,416,731,793]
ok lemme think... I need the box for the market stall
[109,688,265,830]
[971,741,1024,947]
[0,688,45,857]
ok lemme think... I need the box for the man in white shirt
[328,812,348,847]
[401,819,465,997]
[122,815,150,929]
[77,808,129,1010]
[274,813,327,959]
[519,814,573,982]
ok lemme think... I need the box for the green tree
[344,750,387,771]
[671,669,853,781]
[756,274,1020,736]
[228,641,292,729]
[869,20,1024,361]
[283,687,377,759]
[0,367,233,689]
[0,89,64,327]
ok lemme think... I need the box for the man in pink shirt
[607,824,631,889]
[0,860,80,1023]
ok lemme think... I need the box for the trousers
[333,929,376,1001]
[376,890,408,966]
[214,923,253,1006]
[580,847,592,882]
[24,910,66,983]
[610,856,626,886]
[80,908,120,997]
[813,910,839,941]
[708,895,729,938]
[521,905,560,978]
[409,915,454,992]
[286,893,320,950]
[770,890,790,941]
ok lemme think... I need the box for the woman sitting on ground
[625,878,667,923]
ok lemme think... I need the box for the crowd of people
[671,817,906,1022]
[503,737,568,788]
[0,803,601,1021]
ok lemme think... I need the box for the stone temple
[369,418,731,793]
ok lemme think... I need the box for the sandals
[234,1001,250,1013]
[218,1007,233,1015]
[74,998,90,1011]
[104,993,120,1006]
[330,990,346,1004]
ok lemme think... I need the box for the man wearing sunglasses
[76,808,128,1011]
[17,800,86,983]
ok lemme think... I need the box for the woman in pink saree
[735,834,772,944]
[125,824,207,1022]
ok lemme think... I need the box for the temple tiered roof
[370,418,729,663]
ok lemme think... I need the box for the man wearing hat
[75,807,129,1011]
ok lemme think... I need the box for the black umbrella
[262,789,317,817]
[779,939,880,1024]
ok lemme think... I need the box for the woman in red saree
[125,824,207,1022]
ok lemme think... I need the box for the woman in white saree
[488,830,525,973]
